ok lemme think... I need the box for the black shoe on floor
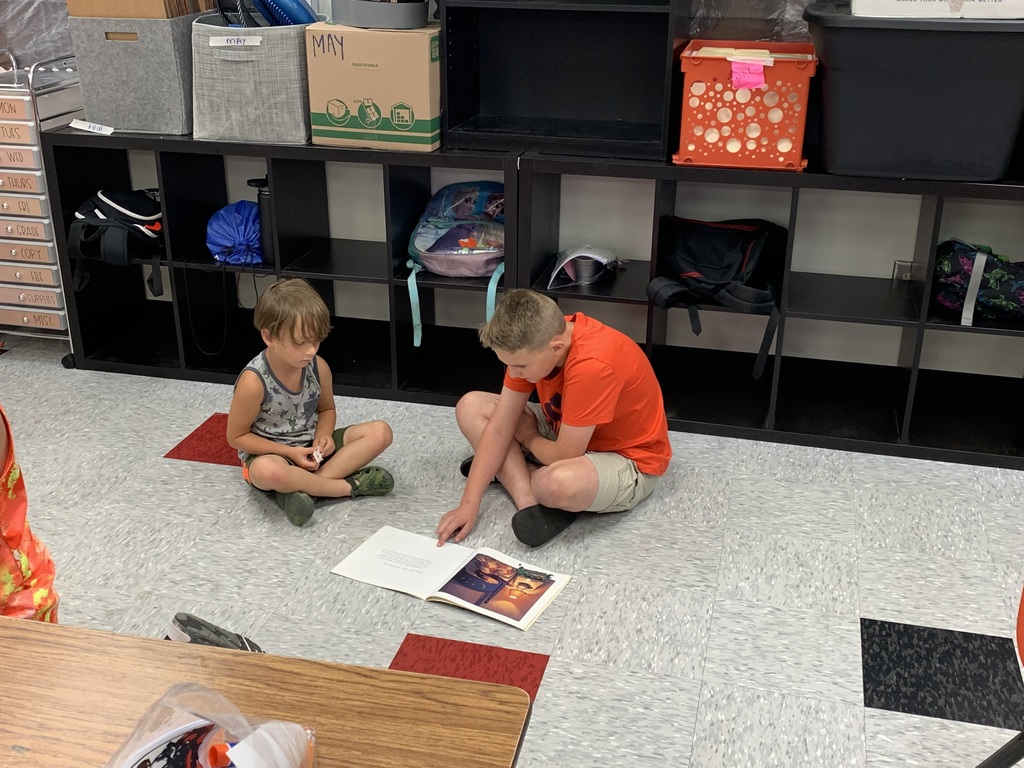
[165,612,264,653]
[511,504,577,547]
[459,454,499,483]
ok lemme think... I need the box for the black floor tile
[862,618,1024,730]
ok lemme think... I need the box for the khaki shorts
[525,403,658,514]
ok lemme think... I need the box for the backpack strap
[752,306,781,380]
[714,282,776,314]
[68,218,101,291]
[148,253,164,297]
[960,248,987,327]
[485,262,505,321]
[406,259,425,347]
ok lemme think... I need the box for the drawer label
[0,196,44,216]
[0,267,57,285]
[0,242,53,262]
[0,98,31,120]
[0,146,41,169]
[0,289,60,307]
[0,219,49,240]
[0,122,35,145]
[0,172,42,193]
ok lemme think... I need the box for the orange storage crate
[673,41,817,171]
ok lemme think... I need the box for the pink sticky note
[731,60,766,89]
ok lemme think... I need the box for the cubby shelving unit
[41,132,1024,470]
[518,153,1024,468]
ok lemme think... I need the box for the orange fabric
[1017,585,1024,667]
[503,313,672,476]
[0,405,58,623]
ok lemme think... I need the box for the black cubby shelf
[40,130,1024,469]
[282,239,389,283]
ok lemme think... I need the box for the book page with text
[331,526,473,600]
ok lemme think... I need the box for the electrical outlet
[892,260,916,281]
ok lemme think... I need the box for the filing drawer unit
[0,51,82,344]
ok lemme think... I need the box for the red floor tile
[164,413,239,467]
[389,633,550,701]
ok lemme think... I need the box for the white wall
[131,150,1023,378]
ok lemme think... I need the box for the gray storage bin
[192,14,312,145]
[69,15,194,135]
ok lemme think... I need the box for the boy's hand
[312,434,335,460]
[289,445,320,471]
[436,504,479,546]
[514,409,540,446]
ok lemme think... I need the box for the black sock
[511,504,577,547]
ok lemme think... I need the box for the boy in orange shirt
[436,289,671,547]
[0,404,58,622]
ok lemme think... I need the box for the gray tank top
[237,351,321,461]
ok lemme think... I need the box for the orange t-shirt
[1,405,58,622]
[503,313,672,475]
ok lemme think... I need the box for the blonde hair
[479,289,565,352]
[254,279,331,343]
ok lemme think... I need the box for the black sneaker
[165,612,264,653]
[459,455,499,483]
[511,504,577,547]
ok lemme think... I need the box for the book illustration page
[435,551,561,624]
[331,526,472,600]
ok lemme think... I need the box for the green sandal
[274,490,315,526]
[346,466,394,498]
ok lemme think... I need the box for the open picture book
[331,526,572,631]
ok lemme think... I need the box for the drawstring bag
[406,182,505,346]
[207,201,263,265]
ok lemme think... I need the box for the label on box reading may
[209,37,262,47]
[69,119,113,135]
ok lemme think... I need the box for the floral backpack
[932,239,1024,326]
[406,182,505,346]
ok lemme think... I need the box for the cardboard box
[850,0,1024,16]
[69,14,194,134]
[307,22,440,152]
[67,0,215,20]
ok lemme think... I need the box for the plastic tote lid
[803,1,1024,30]
[548,245,626,289]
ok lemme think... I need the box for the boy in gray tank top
[227,279,395,526]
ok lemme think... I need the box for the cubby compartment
[160,152,274,274]
[522,166,656,302]
[651,308,775,431]
[773,321,914,443]
[73,261,180,371]
[442,3,676,159]
[394,282,505,402]
[277,160,389,283]
[909,329,1024,459]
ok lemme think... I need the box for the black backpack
[647,217,787,379]
[68,189,165,296]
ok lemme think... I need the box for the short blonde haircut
[254,278,331,343]
[479,289,565,352]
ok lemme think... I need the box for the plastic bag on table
[0,0,72,68]
[688,0,812,41]
[103,682,317,768]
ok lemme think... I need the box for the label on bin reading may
[209,36,262,47]
[69,119,113,135]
